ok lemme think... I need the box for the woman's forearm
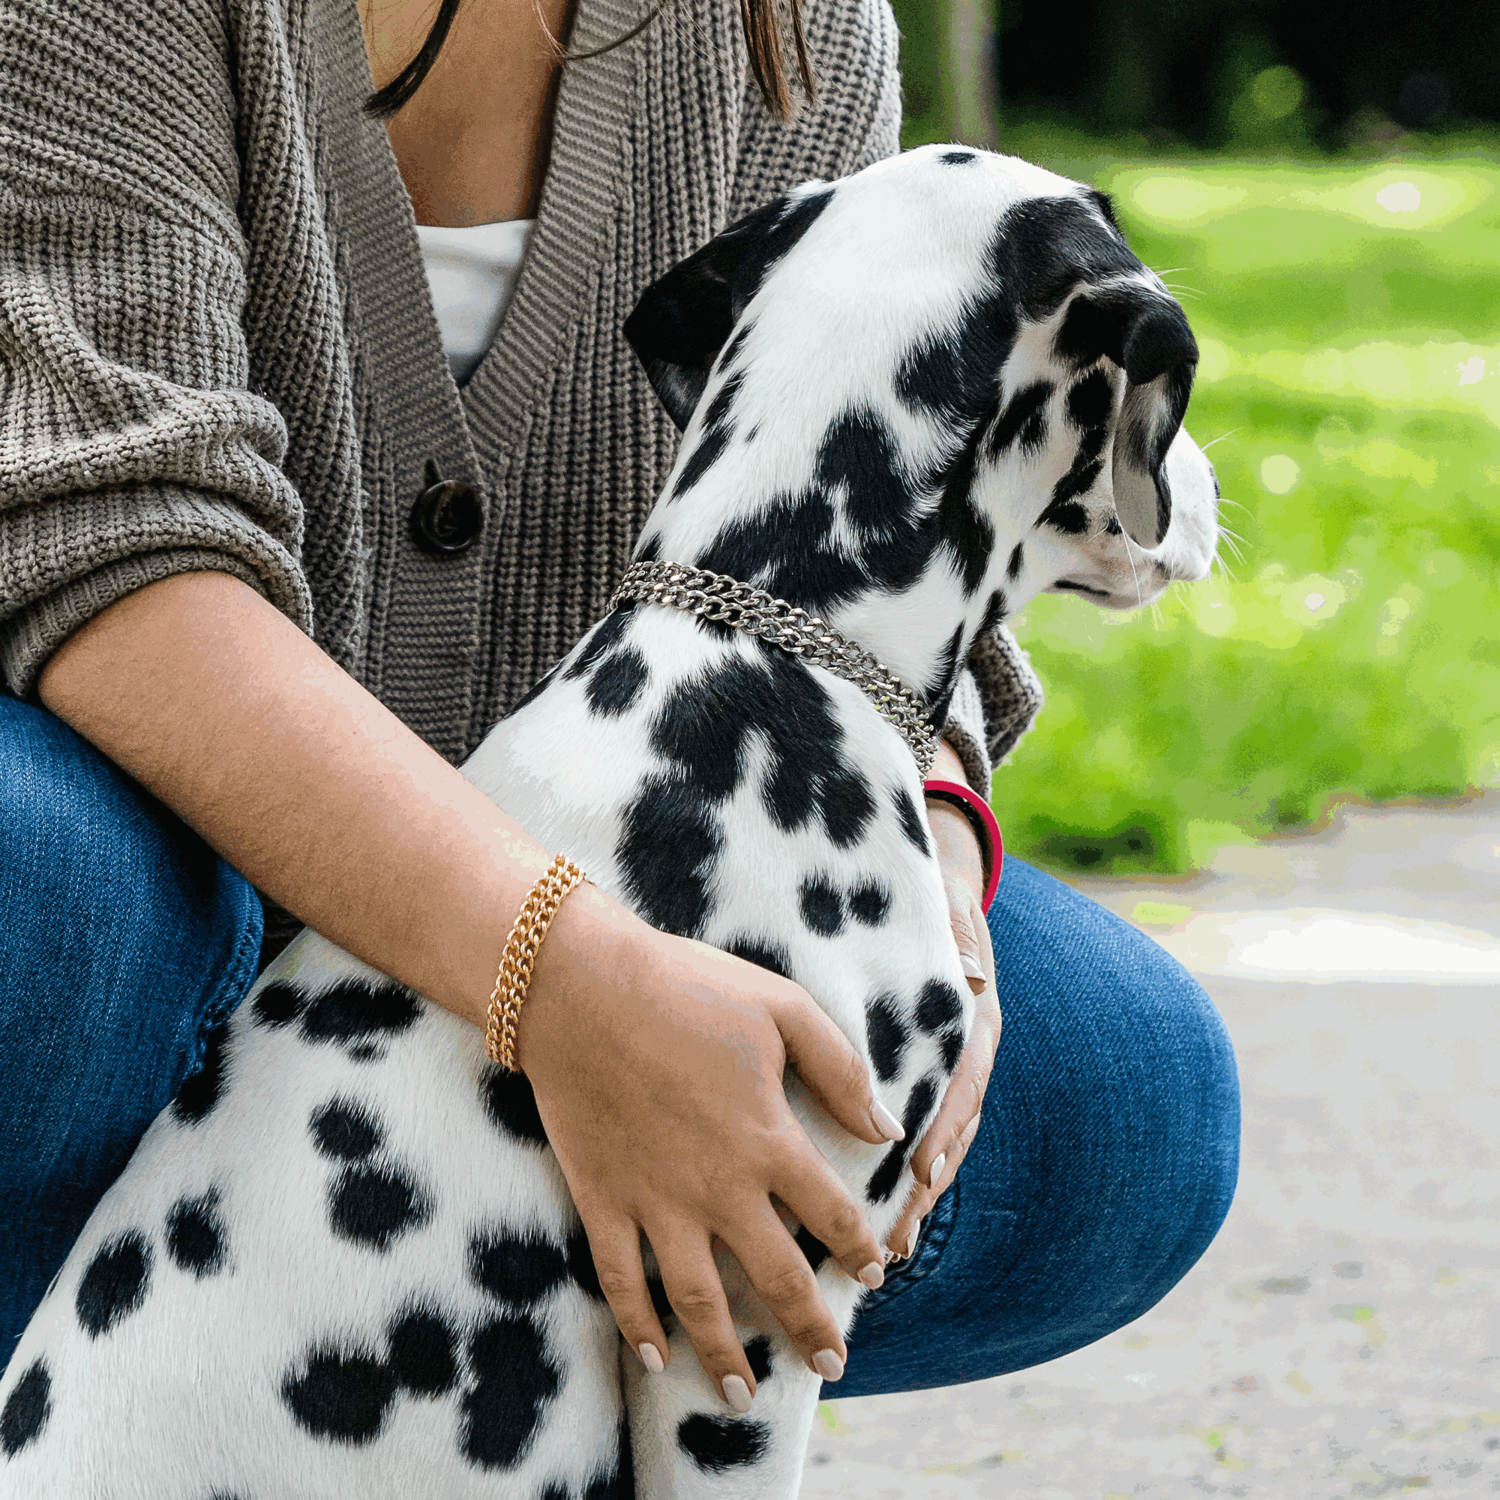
[36,569,612,1027]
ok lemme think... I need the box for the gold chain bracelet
[484,852,587,1072]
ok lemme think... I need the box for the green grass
[979,134,1500,874]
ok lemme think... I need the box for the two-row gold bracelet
[484,851,588,1072]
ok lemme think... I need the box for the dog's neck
[635,407,1027,729]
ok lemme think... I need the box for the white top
[415,218,536,384]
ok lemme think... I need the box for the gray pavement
[800,797,1500,1498]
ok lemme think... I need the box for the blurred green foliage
[981,135,1500,873]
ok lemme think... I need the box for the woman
[0,0,1238,1410]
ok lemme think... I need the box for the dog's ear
[625,185,833,431]
[1056,283,1198,546]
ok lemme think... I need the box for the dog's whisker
[1212,548,1240,581]
[1199,428,1242,453]
[1217,533,1247,566]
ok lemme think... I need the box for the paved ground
[800,797,1500,1499]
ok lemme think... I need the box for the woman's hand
[886,745,1004,1262]
[516,890,900,1409]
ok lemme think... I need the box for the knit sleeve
[0,0,312,699]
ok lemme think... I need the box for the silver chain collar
[611,559,939,777]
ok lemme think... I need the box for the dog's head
[626,144,1218,628]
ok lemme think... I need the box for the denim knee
[0,696,262,1346]
[841,858,1240,1396]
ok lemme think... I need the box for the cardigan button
[411,479,483,555]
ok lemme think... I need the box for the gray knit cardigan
[0,0,1041,788]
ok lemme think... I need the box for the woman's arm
[38,568,896,1405]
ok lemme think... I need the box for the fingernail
[812,1349,845,1381]
[856,1260,885,1290]
[960,952,984,981]
[638,1342,665,1375]
[927,1152,946,1188]
[904,1220,922,1258]
[722,1374,754,1413]
[870,1099,906,1141]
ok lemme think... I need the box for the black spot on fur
[939,148,978,165]
[916,979,964,1034]
[649,659,772,801]
[866,1075,940,1204]
[252,981,305,1028]
[328,1164,431,1251]
[76,1231,152,1338]
[743,1336,774,1383]
[799,876,844,937]
[894,786,930,856]
[1007,542,1025,580]
[674,424,731,498]
[481,1066,549,1146]
[469,1227,570,1305]
[925,624,966,725]
[724,936,793,979]
[564,608,633,681]
[172,1021,228,1124]
[719,321,754,373]
[1,1360,51,1456]
[1036,454,1100,534]
[694,410,940,616]
[282,1348,396,1444]
[620,647,861,936]
[977,587,1008,636]
[849,880,891,926]
[166,1191,227,1277]
[567,1226,606,1301]
[587,647,649,716]
[1105,514,1124,535]
[461,1313,562,1470]
[300,981,422,1049]
[1067,368,1114,429]
[939,1025,966,1073]
[819,769,875,847]
[866,994,910,1083]
[387,1308,458,1396]
[616,774,722,937]
[310,1099,384,1160]
[678,1414,770,1472]
[674,369,743,497]
[987,380,1052,462]
[794,1225,830,1272]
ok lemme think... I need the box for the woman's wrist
[924,742,987,896]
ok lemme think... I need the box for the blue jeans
[0,697,1240,1382]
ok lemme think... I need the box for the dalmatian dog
[0,144,1218,1498]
